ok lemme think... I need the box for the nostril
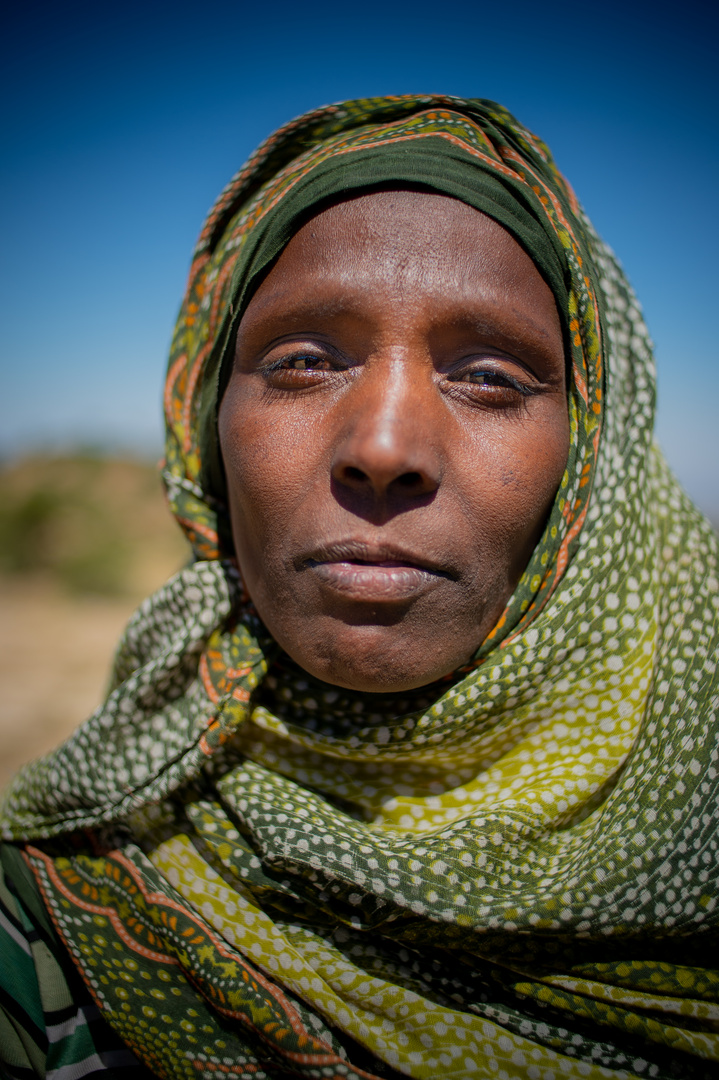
[396,471,422,488]
[336,462,437,495]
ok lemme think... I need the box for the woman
[1,95,717,1079]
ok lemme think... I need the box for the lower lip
[308,561,444,602]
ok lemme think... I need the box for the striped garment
[0,846,152,1077]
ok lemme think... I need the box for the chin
[305,662,440,695]
[283,630,464,695]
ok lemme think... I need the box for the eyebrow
[246,293,556,338]
[443,309,561,349]
[242,291,355,324]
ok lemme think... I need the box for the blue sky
[2,0,718,516]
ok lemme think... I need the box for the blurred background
[1,0,717,782]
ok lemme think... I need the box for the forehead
[242,190,563,346]
[274,190,541,282]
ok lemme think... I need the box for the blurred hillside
[0,454,190,786]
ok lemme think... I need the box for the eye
[449,365,536,399]
[256,345,351,389]
[266,352,335,372]
[464,370,525,389]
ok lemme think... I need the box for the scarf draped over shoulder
[1,95,718,1080]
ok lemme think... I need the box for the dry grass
[0,454,190,787]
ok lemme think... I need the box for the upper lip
[298,539,455,578]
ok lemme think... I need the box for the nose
[330,359,441,500]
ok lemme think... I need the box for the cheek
[218,386,324,574]
[505,411,569,546]
[458,408,569,566]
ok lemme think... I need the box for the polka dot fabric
[2,97,718,1079]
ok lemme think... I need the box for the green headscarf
[1,95,718,1080]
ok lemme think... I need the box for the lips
[300,540,452,603]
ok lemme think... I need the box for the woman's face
[219,191,569,693]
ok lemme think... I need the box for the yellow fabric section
[238,611,656,837]
[149,832,639,1079]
